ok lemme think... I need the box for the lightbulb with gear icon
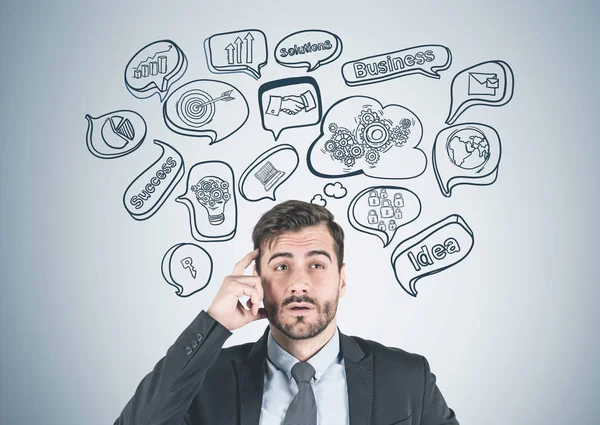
[190,176,231,225]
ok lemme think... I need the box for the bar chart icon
[133,55,168,79]
[125,40,188,101]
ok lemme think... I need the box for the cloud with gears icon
[307,96,427,180]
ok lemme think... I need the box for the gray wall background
[1,1,598,424]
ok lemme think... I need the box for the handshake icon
[265,90,317,116]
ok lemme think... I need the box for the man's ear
[339,263,347,298]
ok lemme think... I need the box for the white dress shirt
[258,327,350,425]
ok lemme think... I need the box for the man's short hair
[252,200,344,274]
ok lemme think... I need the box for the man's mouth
[286,302,315,312]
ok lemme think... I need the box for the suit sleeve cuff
[300,90,316,112]
[266,96,282,116]
[177,310,232,359]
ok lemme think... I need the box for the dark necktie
[282,361,317,425]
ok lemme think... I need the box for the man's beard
[265,286,340,340]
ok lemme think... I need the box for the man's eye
[275,264,288,271]
[311,263,325,269]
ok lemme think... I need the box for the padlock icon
[378,220,386,231]
[394,193,404,207]
[367,210,378,225]
[388,219,397,231]
[394,208,403,219]
[380,199,393,218]
[380,188,388,199]
[368,190,380,207]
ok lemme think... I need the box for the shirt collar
[266,326,341,381]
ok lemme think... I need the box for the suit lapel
[233,326,374,425]
[341,331,374,425]
[234,326,269,425]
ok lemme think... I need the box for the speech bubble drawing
[124,40,187,102]
[433,123,502,197]
[176,161,237,242]
[446,60,514,124]
[391,214,474,297]
[204,29,268,79]
[341,44,452,86]
[161,243,213,297]
[258,76,322,140]
[275,29,343,72]
[324,182,347,199]
[307,96,426,179]
[85,110,146,159]
[123,140,184,221]
[349,186,421,247]
[163,79,249,144]
[311,194,327,207]
[238,144,299,202]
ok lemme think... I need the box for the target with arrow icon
[176,89,235,128]
[163,79,250,144]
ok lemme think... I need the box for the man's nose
[289,268,311,293]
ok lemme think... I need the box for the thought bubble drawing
[307,96,426,179]
[341,44,452,86]
[85,110,146,159]
[446,60,514,124]
[124,40,187,101]
[204,29,268,79]
[239,144,299,202]
[176,161,237,242]
[123,140,184,221]
[433,123,502,197]
[391,214,474,297]
[311,194,327,207]
[275,29,343,72]
[163,79,249,144]
[349,186,421,247]
[161,243,213,297]
[324,182,347,199]
[259,76,322,140]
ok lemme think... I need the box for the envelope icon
[468,72,499,96]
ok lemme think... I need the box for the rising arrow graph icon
[225,43,236,65]
[234,37,243,64]
[224,32,255,65]
[244,32,254,63]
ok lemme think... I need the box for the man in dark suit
[114,200,459,424]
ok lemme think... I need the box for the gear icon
[332,127,354,145]
[344,156,356,167]
[358,108,380,126]
[359,120,392,151]
[349,144,365,158]
[332,148,347,161]
[324,140,336,152]
[328,123,338,133]
[365,150,380,165]
[391,125,409,147]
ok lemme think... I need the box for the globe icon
[446,127,490,170]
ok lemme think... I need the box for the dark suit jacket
[114,310,458,425]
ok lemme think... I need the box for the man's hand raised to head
[207,249,267,331]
